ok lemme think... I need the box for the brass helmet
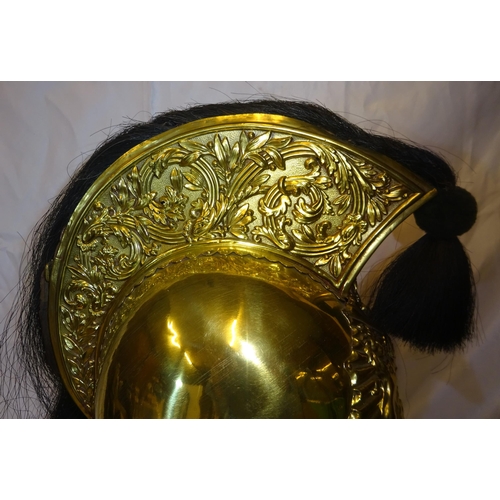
[39,104,476,418]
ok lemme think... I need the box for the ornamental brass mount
[47,114,435,416]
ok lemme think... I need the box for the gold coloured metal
[95,246,353,418]
[48,114,435,417]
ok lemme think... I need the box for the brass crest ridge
[47,114,435,415]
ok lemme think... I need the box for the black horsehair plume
[0,100,477,418]
[369,186,477,353]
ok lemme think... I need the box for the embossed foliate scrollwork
[61,251,120,405]
[344,318,403,419]
[326,148,407,224]
[57,125,415,412]
[252,143,407,278]
[175,131,289,241]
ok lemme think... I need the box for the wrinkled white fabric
[1,81,498,418]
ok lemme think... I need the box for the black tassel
[369,234,476,353]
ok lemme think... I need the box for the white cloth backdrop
[1,81,498,418]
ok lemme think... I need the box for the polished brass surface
[48,114,431,416]
[96,270,352,418]
[93,247,402,418]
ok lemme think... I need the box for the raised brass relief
[346,319,402,419]
[49,115,432,415]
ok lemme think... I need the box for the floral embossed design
[57,127,412,412]
[252,147,407,278]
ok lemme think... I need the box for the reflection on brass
[96,264,352,418]
[48,114,433,417]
